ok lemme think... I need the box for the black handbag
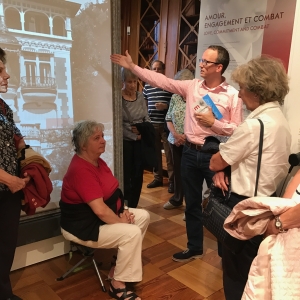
[202,119,264,254]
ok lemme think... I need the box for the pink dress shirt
[133,65,243,144]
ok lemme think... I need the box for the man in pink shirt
[111,45,243,262]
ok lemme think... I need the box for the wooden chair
[56,241,106,292]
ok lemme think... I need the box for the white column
[0,0,5,31]
[20,55,25,78]
[50,56,54,78]
[0,0,4,15]
[49,16,53,35]
[20,11,25,31]
[36,54,40,77]
[65,17,71,39]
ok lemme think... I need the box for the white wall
[12,236,69,271]
[284,0,300,153]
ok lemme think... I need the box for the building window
[53,16,66,36]
[40,63,51,85]
[25,62,36,86]
[5,7,21,30]
[24,11,50,34]
[22,53,55,89]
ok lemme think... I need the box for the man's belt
[185,141,204,151]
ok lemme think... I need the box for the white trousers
[61,208,150,282]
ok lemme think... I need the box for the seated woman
[60,120,150,300]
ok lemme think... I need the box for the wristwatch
[124,205,129,210]
[274,216,287,233]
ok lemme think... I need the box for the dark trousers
[181,145,214,252]
[123,139,144,208]
[169,143,184,205]
[152,123,174,183]
[222,192,263,300]
[0,190,21,299]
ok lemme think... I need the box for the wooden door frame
[164,0,181,78]
[121,0,141,65]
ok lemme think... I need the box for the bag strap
[254,119,264,196]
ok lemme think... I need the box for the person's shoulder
[143,83,153,89]
[192,78,204,88]
[68,155,87,169]
[241,118,262,133]
[64,155,80,176]
[137,91,147,102]
[221,79,238,94]
[143,84,150,92]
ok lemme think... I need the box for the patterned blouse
[0,98,23,192]
[165,94,186,145]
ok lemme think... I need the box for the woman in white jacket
[265,169,300,235]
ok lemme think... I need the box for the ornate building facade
[0,0,81,200]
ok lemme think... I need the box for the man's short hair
[208,45,229,74]
[0,48,7,64]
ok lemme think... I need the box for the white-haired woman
[60,120,150,300]
[210,56,291,300]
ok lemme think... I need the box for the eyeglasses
[199,59,220,66]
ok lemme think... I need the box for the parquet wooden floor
[10,171,225,300]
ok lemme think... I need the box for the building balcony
[21,76,57,104]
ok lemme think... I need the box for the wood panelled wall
[121,0,183,79]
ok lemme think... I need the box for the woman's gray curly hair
[231,55,289,106]
[72,120,104,154]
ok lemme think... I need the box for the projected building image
[0,0,113,205]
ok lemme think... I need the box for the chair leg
[56,256,89,281]
[92,258,106,292]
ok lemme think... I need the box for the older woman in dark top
[0,48,30,300]
[122,67,151,208]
